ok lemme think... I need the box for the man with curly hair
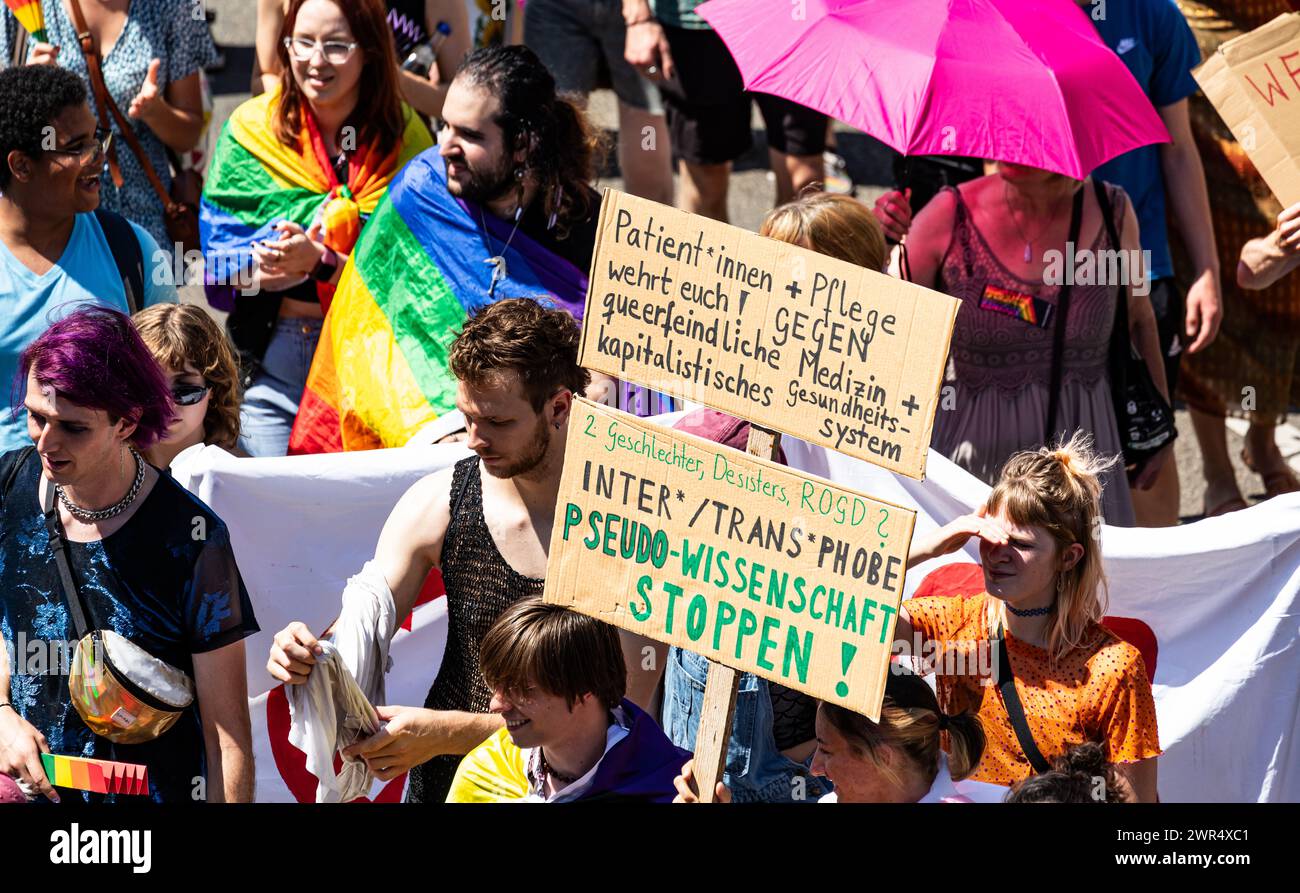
[0,63,176,453]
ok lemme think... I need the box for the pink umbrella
[696,0,1169,178]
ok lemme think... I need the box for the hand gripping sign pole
[546,190,956,802]
[691,425,781,801]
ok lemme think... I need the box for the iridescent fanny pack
[43,487,194,744]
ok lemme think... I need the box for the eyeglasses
[45,127,113,166]
[171,383,211,407]
[283,36,359,65]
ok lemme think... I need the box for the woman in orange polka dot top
[895,431,1161,801]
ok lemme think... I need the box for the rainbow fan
[41,753,150,796]
[5,0,46,44]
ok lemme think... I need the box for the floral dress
[1,1,217,251]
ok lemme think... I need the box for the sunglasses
[172,383,211,407]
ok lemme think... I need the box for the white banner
[174,424,1300,803]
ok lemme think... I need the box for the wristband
[310,247,339,283]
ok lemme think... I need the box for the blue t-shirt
[1091,0,1202,280]
[0,213,176,453]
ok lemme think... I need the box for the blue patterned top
[0,447,258,803]
[1,1,217,250]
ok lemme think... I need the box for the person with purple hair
[0,307,259,803]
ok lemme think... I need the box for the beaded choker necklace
[1006,601,1054,618]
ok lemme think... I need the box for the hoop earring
[1055,573,1066,596]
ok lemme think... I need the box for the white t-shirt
[522,706,631,803]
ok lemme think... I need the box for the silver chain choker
[56,448,145,522]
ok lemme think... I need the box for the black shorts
[658,24,828,165]
[1148,277,1185,395]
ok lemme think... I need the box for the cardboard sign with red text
[1195,13,1300,207]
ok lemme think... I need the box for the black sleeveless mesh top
[406,457,545,803]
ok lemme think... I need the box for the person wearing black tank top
[267,298,596,803]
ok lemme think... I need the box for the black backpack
[92,208,145,314]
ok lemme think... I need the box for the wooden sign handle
[693,424,782,802]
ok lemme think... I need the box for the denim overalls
[661,646,830,803]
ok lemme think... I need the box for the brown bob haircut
[132,304,243,451]
[449,297,591,411]
[274,0,407,160]
[479,599,626,711]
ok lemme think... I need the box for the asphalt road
[199,1,1266,520]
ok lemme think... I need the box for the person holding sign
[639,192,890,803]
[447,599,688,802]
[268,299,598,803]
[673,667,991,804]
[896,432,1161,801]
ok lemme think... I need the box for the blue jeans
[237,318,322,457]
[661,647,828,803]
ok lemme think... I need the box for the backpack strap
[994,621,1053,774]
[1043,186,1086,443]
[93,208,145,314]
[1,446,35,500]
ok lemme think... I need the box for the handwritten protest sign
[1195,12,1300,207]
[579,190,959,480]
[544,398,915,719]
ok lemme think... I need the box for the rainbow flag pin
[41,753,150,796]
[4,0,46,44]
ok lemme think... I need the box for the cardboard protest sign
[1195,12,1300,207]
[579,190,959,480]
[544,398,915,719]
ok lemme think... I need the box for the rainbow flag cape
[5,0,46,44]
[446,700,688,803]
[290,150,605,453]
[200,88,432,313]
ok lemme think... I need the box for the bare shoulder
[379,463,461,568]
[911,185,961,240]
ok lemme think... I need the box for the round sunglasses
[172,383,211,407]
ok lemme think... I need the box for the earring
[513,165,526,181]
[1055,573,1066,595]
[120,445,127,480]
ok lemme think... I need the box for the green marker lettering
[664,582,684,634]
[756,615,781,671]
[686,594,707,642]
[735,608,758,660]
[783,626,812,683]
[630,575,653,622]
[712,600,737,650]
[561,503,582,541]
